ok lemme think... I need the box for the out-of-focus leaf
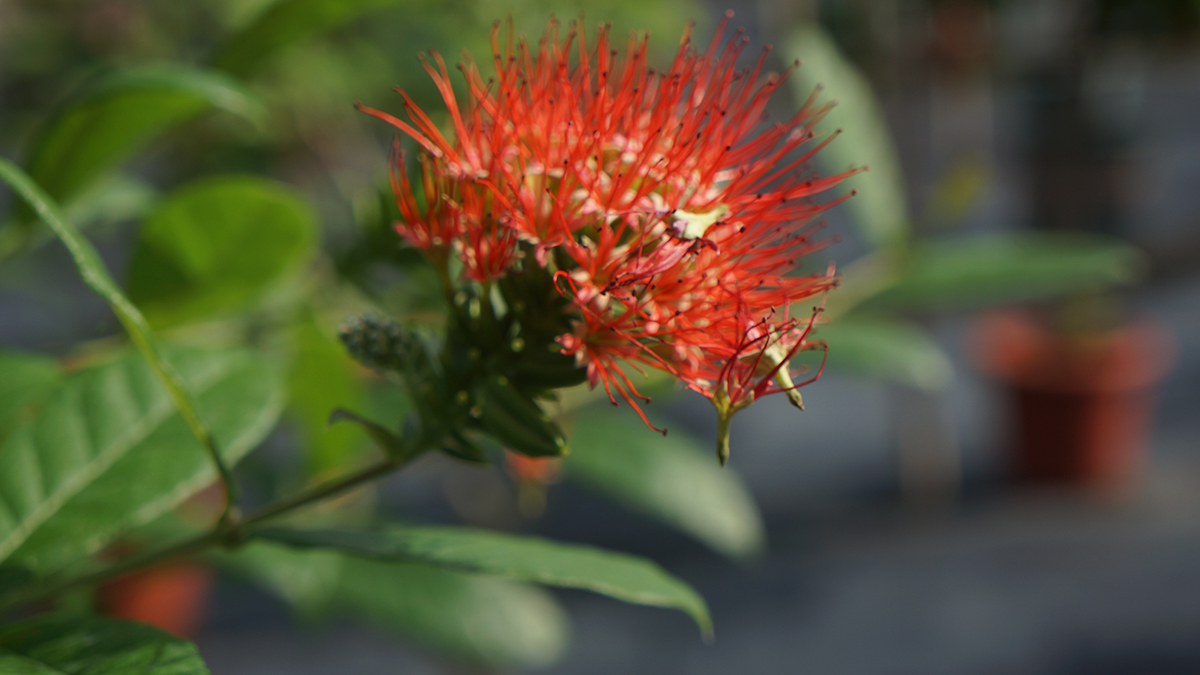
[0,613,210,674]
[288,317,369,476]
[0,351,61,440]
[0,565,35,607]
[0,160,242,505]
[0,174,156,264]
[0,651,61,673]
[565,409,765,560]
[338,556,569,669]
[0,347,283,573]
[215,541,345,614]
[818,319,953,391]
[256,524,713,638]
[0,160,147,329]
[23,64,265,207]
[62,174,157,230]
[213,0,414,77]
[127,175,317,327]
[857,233,1146,313]
[786,24,909,249]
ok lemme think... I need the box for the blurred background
[2,0,1200,672]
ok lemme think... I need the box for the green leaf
[0,160,143,323]
[212,0,414,77]
[214,541,344,614]
[786,24,910,249]
[0,651,61,673]
[337,557,569,669]
[2,174,160,262]
[62,174,157,230]
[0,565,35,606]
[23,64,265,208]
[256,524,713,638]
[857,233,1146,313]
[0,613,210,674]
[818,319,954,391]
[0,160,252,498]
[0,347,283,572]
[565,408,765,560]
[126,176,317,327]
[0,351,61,441]
[288,317,369,476]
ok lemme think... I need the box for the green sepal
[472,378,566,458]
[509,349,587,392]
[440,429,489,464]
[328,408,408,460]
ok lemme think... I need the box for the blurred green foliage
[127,175,317,326]
[0,1,1147,669]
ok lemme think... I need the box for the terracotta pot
[971,311,1173,493]
[97,562,213,638]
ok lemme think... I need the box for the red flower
[360,13,858,463]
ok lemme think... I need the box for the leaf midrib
[99,370,282,552]
[0,357,234,563]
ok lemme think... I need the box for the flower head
[360,13,858,463]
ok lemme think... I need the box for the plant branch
[0,531,223,615]
[238,456,405,530]
[0,454,414,614]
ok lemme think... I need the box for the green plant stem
[0,532,225,614]
[237,456,404,529]
[0,454,413,614]
[0,158,240,525]
[123,315,241,527]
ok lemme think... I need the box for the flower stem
[238,456,405,530]
[715,411,733,467]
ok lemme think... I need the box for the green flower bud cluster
[338,315,413,374]
[336,258,587,463]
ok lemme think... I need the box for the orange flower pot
[97,562,213,638]
[972,311,1174,494]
